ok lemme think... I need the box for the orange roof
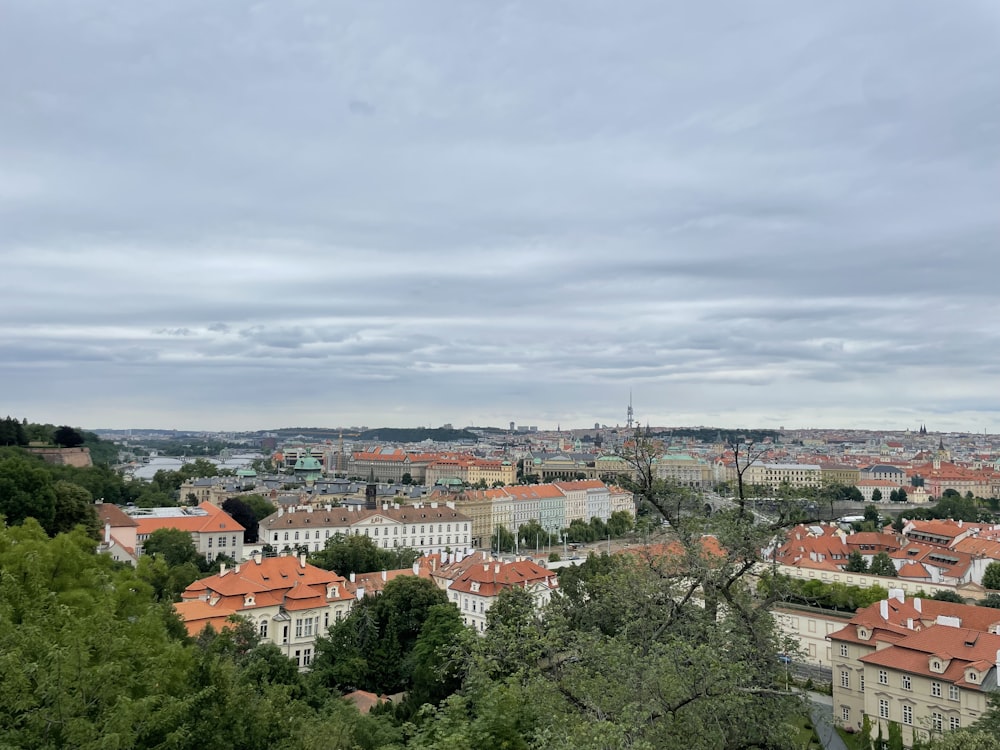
[449,559,557,597]
[860,626,1000,690]
[134,502,244,536]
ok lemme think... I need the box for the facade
[176,553,355,669]
[652,453,713,488]
[743,463,823,492]
[446,558,559,633]
[773,605,853,667]
[260,502,474,557]
[821,463,862,487]
[829,591,1000,745]
[348,448,411,482]
[129,502,245,563]
[95,501,139,565]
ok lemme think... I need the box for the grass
[791,713,822,750]
[836,726,864,750]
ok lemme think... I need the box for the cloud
[1,0,998,431]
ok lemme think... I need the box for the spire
[626,390,634,431]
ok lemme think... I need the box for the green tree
[864,504,880,524]
[403,603,468,714]
[844,550,869,573]
[142,527,201,568]
[401,472,413,485]
[930,590,965,603]
[53,425,85,448]
[871,489,883,503]
[979,593,1000,609]
[606,510,633,537]
[869,552,898,577]
[982,561,1000,591]
[889,489,899,503]
[0,448,57,532]
[897,487,908,503]
[222,496,260,543]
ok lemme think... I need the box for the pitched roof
[448,558,557,597]
[95,502,138,528]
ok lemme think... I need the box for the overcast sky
[3,1,999,434]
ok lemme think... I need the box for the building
[742,463,823,492]
[175,552,355,669]
[260,502,473,557]
[445,557,558,633]
[95,502,139,565]
[129,502,245,563]
[829,590,1000,744]
[652,453,713,488]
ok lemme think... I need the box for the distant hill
[358,427,479,443]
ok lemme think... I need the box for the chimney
[880,599,888,620]
[412,560,420,575]
[104,522,111,545]
[235,563,241,574]
[890,588,904,603]
[495,564,501,574]
[914,598,922,613]
[220,563,228,576]
[356,586,365,600]
[298,552,306,568]
[483,563,490,573]
[381,570,387,582]
[350,572,356,583]
[253,551,262,565]
[907,618,914,630]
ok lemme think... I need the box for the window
[860,675,865,693]
[842,706,850,722]
[219,536,226,548]
[931,713,942,733]
[878,670,888,685]
[282,625,288,644]
[302,648,312,667]
[284,532,289,541]
[931,681,942,698]
[273,533,279,542]
[903,705,912,725]
[294,650,301,667]
[294,531,299,541]
[879,699,889,720]
[840,644,849,658]
[304,618,313,637]
[949,717,960,731]
[259,619,268,638]
[841,671,850,689]
[902,675,911,690]
[948,685,959,701]
[295,619,303,638]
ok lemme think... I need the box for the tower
[626,390,634,431]
[365,469,377,510]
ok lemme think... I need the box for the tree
[871,488,883,503]
[401,472,413,485]
[983,561,1000,591]
[310,533,417,577]
[53,425,85,448]
[889,489,899,503]
[844,551,869,573]
[869,552,897,577]
[142,527,201,568]
[930,590,965,604]
[979,593,1000,609]
[223,497,260,543]
[897,487,908,503]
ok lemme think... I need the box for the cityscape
[3,0,999,748]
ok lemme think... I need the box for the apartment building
[175,552,355,669]
[260,502,473,557]
[129,502,245,563]
[739,463,823,492]
[829,590,1000,745]
[446,558,558,633]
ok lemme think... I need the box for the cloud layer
[2,1,999,431]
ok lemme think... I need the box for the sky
[2,1,999,434]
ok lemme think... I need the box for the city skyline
[3,2,999,434]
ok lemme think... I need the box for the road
[807,692,849,750]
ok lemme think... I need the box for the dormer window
[471,582,480,593]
